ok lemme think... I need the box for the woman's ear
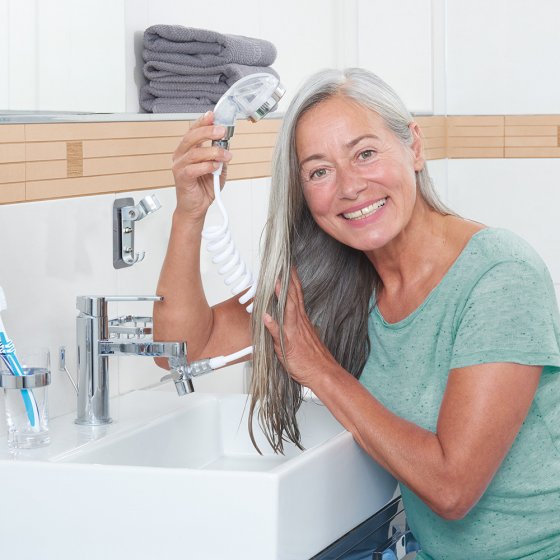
[409,122,425,172]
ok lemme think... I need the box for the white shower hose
[200,167,254,367]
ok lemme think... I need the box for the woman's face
[295,96,424,253]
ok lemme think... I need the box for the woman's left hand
[263,268,341,387]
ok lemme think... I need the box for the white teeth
[343,198,387,220]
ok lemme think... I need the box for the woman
[155,68,560,559]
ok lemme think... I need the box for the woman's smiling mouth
[342,197,388,220]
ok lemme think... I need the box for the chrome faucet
[75,295,195,426]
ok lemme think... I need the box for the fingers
[173,111,230,161]
[171,111,233,191]
[263,313,280,340]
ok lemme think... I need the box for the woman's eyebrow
[299,153,327,168]
[299,134,381,169]
[345,134,381,149]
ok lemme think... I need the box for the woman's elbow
[430,487,478,521]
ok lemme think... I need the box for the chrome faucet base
[75,295,193,426]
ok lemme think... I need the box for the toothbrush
[0,287,40,428]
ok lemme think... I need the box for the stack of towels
[140,24,279,114]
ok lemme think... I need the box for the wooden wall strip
[227,162,272,181]
[505,136,558,147]
[424,148,446,160]
[0,143,25,164]
[447,136,504,148]
[231,147,274,165]
[24,121,191,142]
[0,125,25,143]
[447,125,504,137]
[446,116,504,158]
[505,115,560,126]
[26,170,174,201]
[83,137,180,158]
[235,118,282,134]
[26,161,66,181]
[505,125,557,137]
[3,115,560,206]
[505,147,560,158]
[229,132,277,149]
[448,147,504,159]
[26,142,67,162]
[82,153,172,176]
[447,116,504,127]
[0,163,25,184]
[0,183,26,204]
[423,137,446,150]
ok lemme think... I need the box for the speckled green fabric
[360,228,560,560]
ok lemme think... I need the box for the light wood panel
[2,114,560,206]
[0,118,281,205]
[446,116,505,159]
[504,115,560,158]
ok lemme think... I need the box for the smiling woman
[247,68,560,560]
[155,67,560,560]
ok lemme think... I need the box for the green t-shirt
[360,228,560,560]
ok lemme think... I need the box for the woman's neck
[366,200,484,321]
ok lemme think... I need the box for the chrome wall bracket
[113,194,161,269]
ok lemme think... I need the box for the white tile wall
[0,178,270,422]
[36,0,127,112]
[357,0,434,114]
[446,0,560,114]
[447,159,560,288]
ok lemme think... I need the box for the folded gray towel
[145,81,229,98]
[139,86,215,113]
[140,85,225,110]
[143,61,278,84]
[143,25,277,67]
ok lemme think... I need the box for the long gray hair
[249,68,452,453]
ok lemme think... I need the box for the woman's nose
[337,167,367,200]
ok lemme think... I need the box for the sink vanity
[0,386,397,560]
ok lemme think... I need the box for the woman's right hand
[171,111,232,221]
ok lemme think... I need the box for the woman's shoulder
[462,227,546,271]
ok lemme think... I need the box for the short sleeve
[450,259,560,372]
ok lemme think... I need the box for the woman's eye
[358,149,375,161]
[309,168,328,180]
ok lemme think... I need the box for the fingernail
[204,110,212,118]
[213,125,226,136]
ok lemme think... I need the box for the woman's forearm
[153,210,214,358]
[311,368,456,515]
[311,361,540,521]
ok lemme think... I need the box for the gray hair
[249,67,452,453]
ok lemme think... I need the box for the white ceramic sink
[0,388,397,560]
[56,392,342,470]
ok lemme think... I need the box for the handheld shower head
[212,73,285,149]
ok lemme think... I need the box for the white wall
[1,0,127,112]
[0,178,269,422]
[446,0,560,115]
[443,0,560,303]
[2,0,437,114]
